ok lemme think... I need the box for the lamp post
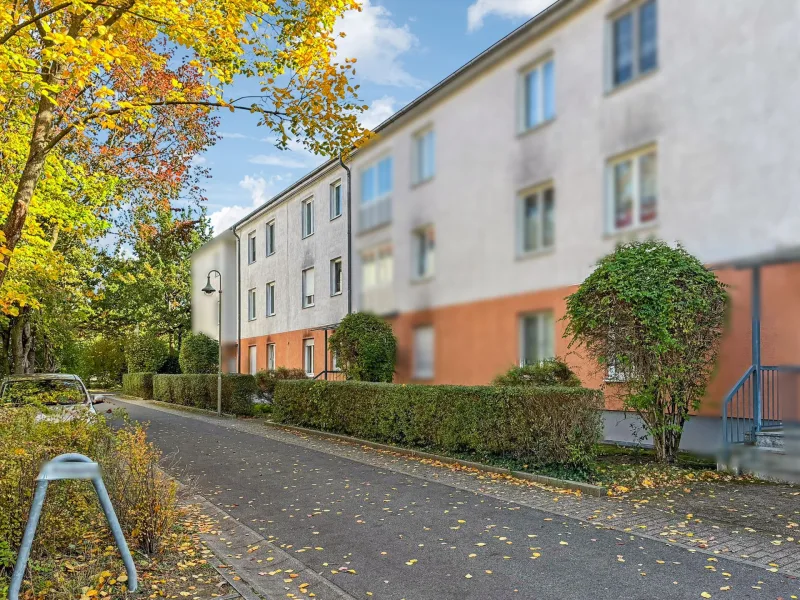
[202,270,223,415]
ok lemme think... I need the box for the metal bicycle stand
[8,453,138,599]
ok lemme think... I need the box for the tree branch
[0,1,71,45]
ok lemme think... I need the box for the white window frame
[330,257,343,296]
[411,226,435,281]
[412,325,435,380]
[302,267,315,308]
[361,245,393,290]
[247,288,257,321]
[606,0,658,90]
[606,144,658,234]
[265,220,276,256]
[519,312,555,367]
[267,343,276,371]
[301,197,315,238]
[360,155,393,205]
[303,338,315,377]
[517,183,555,256]
[518,55,555,133]
[412,128,435,184]
[265,281,276,316]
[248,345,257,375]
[247,231,257,264]
[330,180,343,220]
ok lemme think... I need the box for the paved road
[109,398,800,600]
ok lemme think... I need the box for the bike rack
[8,453,138,599]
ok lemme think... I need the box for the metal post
[324,329,329,380]
[217,282,223,416]
[752,266,762,433]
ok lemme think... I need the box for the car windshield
[1,380,85,406]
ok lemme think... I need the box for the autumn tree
[0,0,366,301]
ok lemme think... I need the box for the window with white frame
[330,258,343,296]
[331,351,339,372]
[412,325,435,380]
[303,338,315,376]
[519,312,554,366]
[265,220,275,256]
[607,146,657,232]
[247,231,257,264]
[330,180,342,219]
[247,288,257,321]
[413,129,435,184]
[361,246,393,290]
[267,343,276,371]
[518,185,555,255]
[265,281,275,316]
[301,197,314,237]
[302,267,315,308]
[520,57,555,131]
[248,345,257,374]
[361,156,393,205]
[411,226,435,280]
[610,0,657,88]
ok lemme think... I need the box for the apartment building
[192,0,800,449]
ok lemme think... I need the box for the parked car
[0,374,104,421]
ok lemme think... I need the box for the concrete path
[107,397,800,600]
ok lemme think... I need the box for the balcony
[360,285,394,316]
[359,195,392,233]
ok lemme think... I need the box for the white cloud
[190,155,207,166]
[335,0,424,88]
[219,132,249,139]
[248,154,309,169]
[360,96,398,130]
[208,174,285,234]
[467,0,556,32]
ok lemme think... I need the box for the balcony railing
[359,195,392,233]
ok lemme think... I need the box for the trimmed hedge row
[153,374,259,416]
[122,372,154,399]
[255,367,308,396]
[273,380,603,468]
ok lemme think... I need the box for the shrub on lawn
[493,359,582,388]
[126,334,169,373]
[273,380,603,469]
[153,374,258,415]
[255,367,308,397]
[122,372,155,399]
[328,312,396,382]
[179,333,219,374]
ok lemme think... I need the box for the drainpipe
[339,153,353,315]
[231,227,242,373]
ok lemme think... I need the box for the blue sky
[202,0,556,233]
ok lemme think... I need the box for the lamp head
[202,275,216,296]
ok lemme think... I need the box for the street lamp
[203,270,223,416]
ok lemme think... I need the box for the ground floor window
[267,343,276,371]
[519,312,554,366]
[412,325,435,380]
[248,345,257,374]
[303,338,315,377]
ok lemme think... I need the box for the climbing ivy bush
[564,241,728,463]
[328,313,397,382]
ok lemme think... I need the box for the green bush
[122,372,155,399]
[153,374,258,415]
[273,380,603,470]
[493,359,581,388]
[179,333,219,374]
[159,353,182,374]
[72,337,127,386]
[126,334,169,373]
[255,367,308,396]
[328,312,396,382]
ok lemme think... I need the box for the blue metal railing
[722,366,756,445]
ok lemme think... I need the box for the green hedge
[255,367,308,396]
[152,374,258,416]
[273,380,603,469]
[122,372,154,399]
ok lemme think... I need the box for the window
[361,156,393,204]
[413,129,435,184]
[330,258,343,296]
[247,288,257,321]
[412,226,435,280]
[608,146,657,232]
[518,185,555,255]
[303,338,315,376]
[265,281,276,316]
[361,246,393,290]
[330,181,342,219]
[610,0,657,88]
[521,57,555,131]
[247,231,257,264]
[267,343,276,371]
[248,345,257,375]
[302,197,314,237]
[412,326,435,380]
[331,351,339,372]
[520,312,554,366]
[265,220,275,256]
[302,267,315,308]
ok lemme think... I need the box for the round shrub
[493,358,581,387]
[125,334,169,373]
[179,332,219,374]
[328,312,397,383]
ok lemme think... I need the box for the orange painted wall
[239,328,336,375]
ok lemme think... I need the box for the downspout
[339,153,353,315]
[231,227,242,373]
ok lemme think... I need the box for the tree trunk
[23,319,35,373]
[10,315,25,374]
